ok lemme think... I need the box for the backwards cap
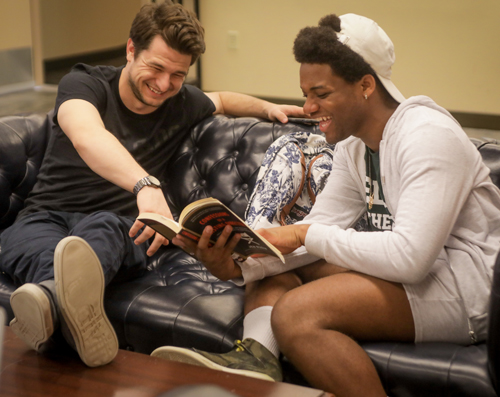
[338,14,405,103]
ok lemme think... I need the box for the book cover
[138,198,284,263]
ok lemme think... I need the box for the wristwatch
[133,175,161,195]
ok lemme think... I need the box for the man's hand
[207,92,307,123]
[257,224,311,255]
[266,104,307,123]
[172,225,243,281]
[129,187,173,256]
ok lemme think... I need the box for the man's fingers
[198,225,215,248]
[225,232,241,254]
[147,233,167,256]
[213,225,234,248]
[129,219,144,238]
[134,225,155,245]
[172,235,198,254]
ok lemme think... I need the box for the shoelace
[233,340,265,365]
[234,339,249,353]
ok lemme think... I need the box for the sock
[39,279,76,350]
[243,306,280,358]
[38,279,60,327]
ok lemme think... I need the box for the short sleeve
[53,67,108,124]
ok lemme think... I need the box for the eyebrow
[309,85,327,91]
[301,84,327,93]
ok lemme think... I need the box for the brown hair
[129,1,205,65]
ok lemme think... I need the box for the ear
[360,74,376,99]
[126,38,135,63]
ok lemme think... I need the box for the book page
[137,213,181,241]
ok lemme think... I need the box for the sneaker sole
[54,236,118,367]
[151,346,275,382]
[10,284,54,351]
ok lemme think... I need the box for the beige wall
[40,0,142,60]
[0,0,31,51]
[200,0,500,116]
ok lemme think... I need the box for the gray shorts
[403,258,478,345]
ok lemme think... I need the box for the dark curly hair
[294,14,394,103]
[129,1,205,65]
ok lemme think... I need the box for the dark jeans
[0,210,149,287]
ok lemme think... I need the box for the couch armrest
[0,113,50,230]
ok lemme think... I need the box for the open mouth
[147,84,164,96]
[318,116,332,132]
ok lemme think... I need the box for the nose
[303,96,319,115]
[156,73,171,92]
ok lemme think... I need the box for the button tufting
[233,151,239,157]
[200,180,207,186]
[242,184,248,190]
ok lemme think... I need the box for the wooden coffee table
[0,326,328,397]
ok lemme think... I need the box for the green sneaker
[151,338,282,382]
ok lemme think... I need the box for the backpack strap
[306,154,324,204]
[279,143,306,226]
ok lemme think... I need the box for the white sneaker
[54,236,118,367]
[10,283,54,351]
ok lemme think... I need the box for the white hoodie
[238,96,500,338]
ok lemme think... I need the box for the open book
[137,198,285,263]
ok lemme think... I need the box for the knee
[271,289,306,350]
[78,211,131,234]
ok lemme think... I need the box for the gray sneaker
[10,283,55,351]
[54,236,118,367]
[151,338,282,382]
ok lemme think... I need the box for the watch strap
[133,176,161,195]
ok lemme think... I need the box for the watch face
[148,176,161,186]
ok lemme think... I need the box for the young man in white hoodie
[151,13,500,397]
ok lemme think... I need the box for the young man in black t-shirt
[0,1,304,367]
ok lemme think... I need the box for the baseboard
[259,96,500,131]
[0,81,35,96]
[449,111,500,131]
[44,45,127,72]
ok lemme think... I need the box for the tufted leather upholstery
[0,113,48,233]
[0,112,499,396]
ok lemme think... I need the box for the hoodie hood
[383,95,462,141]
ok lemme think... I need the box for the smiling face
[300,63,368,145]
[120,35,192,114]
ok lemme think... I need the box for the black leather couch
[0,111,499,397]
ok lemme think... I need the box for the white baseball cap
[338,14,405,103]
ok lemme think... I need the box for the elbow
[398,270,427,285]
[393,256,433,285]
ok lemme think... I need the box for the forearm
[216,91,277,118]
[235,246,320,285]
[58,99,149,192]
[72,127,148,192]
[207,91,305,121]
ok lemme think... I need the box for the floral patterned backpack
[245,131,335,230]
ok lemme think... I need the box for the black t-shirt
[19,64,215,219]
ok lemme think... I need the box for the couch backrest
[163,115,318,219]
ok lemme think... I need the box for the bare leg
[244,259,347,315]
[271,272,415,397]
